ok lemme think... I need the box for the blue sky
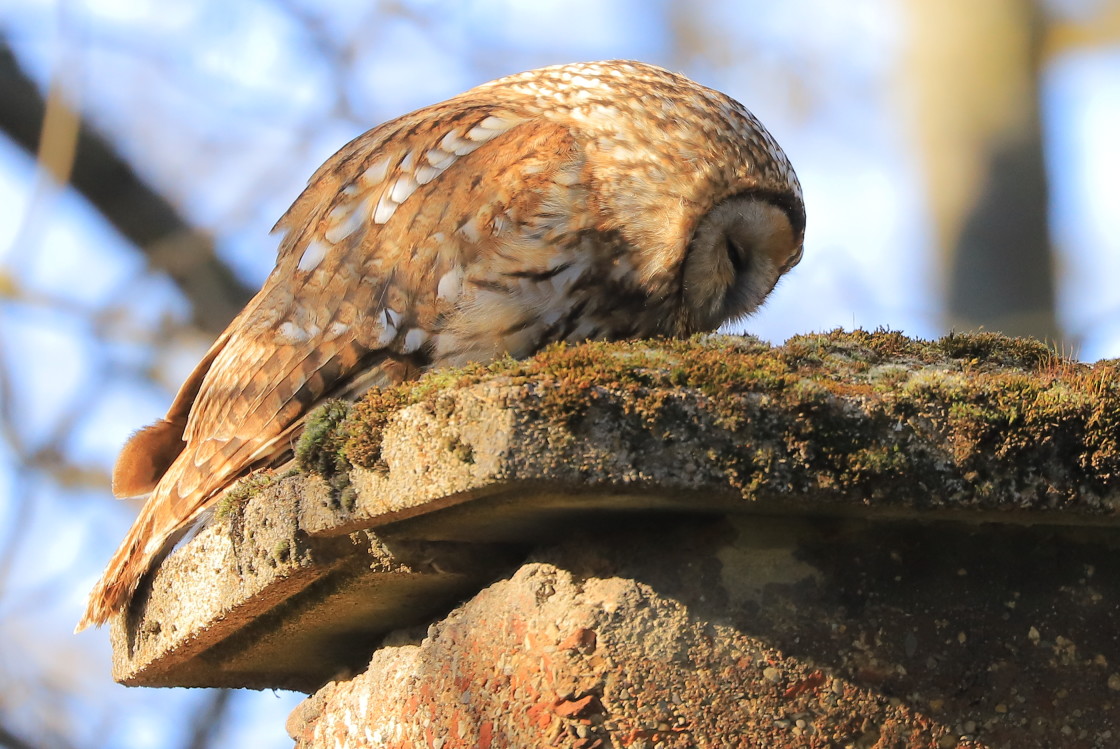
[0,1,1117,747]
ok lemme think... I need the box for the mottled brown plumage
[79,60,805,631]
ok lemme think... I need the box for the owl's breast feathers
[79,60,804,631]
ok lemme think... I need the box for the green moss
[296,400,353,478]
[344,387,414,471]
[339,484,358,512]
[447,437,475,464]
[273,539,293,564]
[291,330,1118,508]
[216,471,277,520]
[935,331,1057,370]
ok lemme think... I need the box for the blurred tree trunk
[902,0,1058,342]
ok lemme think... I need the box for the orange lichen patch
[558,627,597,654]
[552,694,603,719]
[783,670,828,699]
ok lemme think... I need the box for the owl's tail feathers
[112,418,187,498]
[74,509,160,633]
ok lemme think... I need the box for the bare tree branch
[0,722,46,749]
[183,690,233,749]
[0,40,253,335]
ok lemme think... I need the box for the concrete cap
[108,332,1120,690]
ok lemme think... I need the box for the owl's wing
[173,105,588,510]
[79,105,590,630]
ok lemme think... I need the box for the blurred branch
[0,41,252,335]
[183,690,233,749]
[0,722,43,749]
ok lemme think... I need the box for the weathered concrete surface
[288,518,1120,749]
[110,475,523,690]
[108,332,1120,703]
[308,331,1120,536]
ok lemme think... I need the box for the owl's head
[516,61,805,334]
[681,192,805,331]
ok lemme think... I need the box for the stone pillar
[287,518,1120,749]
[107,333,1120,749]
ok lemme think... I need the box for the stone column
[107,333,1120,749]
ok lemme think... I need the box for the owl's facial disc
[681,196,802,330]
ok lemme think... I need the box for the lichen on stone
[215,470,278,521]
[305,330,1119,513]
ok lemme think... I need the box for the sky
[0,1,1117,747]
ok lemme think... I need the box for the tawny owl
[78,60,805,631]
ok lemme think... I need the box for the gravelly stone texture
[288,519,1120,749]
[104,332,1120,747]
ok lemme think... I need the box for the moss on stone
[933,330,1057,369]
[273,539,293,564]
[307,330,1118,511]
[446,436,475,464]
[215,471,277,521]
[296,400,353,479]
[345,388,415,473]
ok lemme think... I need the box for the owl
[78,60,805,631]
